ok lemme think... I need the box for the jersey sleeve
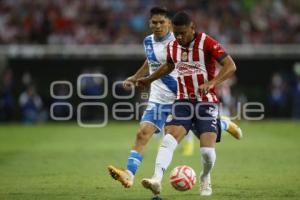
[204,35,228,62]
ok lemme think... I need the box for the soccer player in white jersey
[108,8,242,189]
[137,11,238,196]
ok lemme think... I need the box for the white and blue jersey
[143,32,177,104]
[140,32,177,132]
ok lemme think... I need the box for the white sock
[200,147,216,181]
[153,134,178,182]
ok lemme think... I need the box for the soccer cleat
[141,178,162,195]
[221,116,243,140]
[199,173,212,196]
[107,165,133,188]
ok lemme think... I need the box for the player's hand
[123,76,137,90]
[199,81,216,96]
[136,77,151,90]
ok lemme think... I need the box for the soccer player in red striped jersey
[137,11,237,196]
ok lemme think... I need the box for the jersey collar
[182,32,198,48]
[154,32,172,42]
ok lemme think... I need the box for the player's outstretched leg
[198,133,217,196]
[199,147,215,196]
[141,132,180,194]
[221,116,243,140]
[107,123,156,188]
[142,125,186,195]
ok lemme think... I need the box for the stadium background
[0,0,300,200]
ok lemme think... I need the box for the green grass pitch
[0,121,300,200]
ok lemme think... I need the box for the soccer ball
[169,165,197,191]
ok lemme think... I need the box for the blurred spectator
[0,0,299,45]
[51,83,72,119]
[0,68,15,121]
[291,63,300,118]
[79,68,105,121]
[19,84,47,123]
[268,72,289,117]
[217,76,237,117]
[80,68,104,97]
[216,64,237,117]
[21,71,32,87]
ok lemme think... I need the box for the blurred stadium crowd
[0,68,107,123]
[0,0,299,45]
[0,0,300,123]
[1,64,300,123]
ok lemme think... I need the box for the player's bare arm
[199,55,236,95]
[136,62,175,89]
[123,60,149,90]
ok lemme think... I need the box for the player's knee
[200,132,217,147]
[165,126,186,142]
[136,128,152,143]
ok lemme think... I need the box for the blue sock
[221,120,229,133]
[127,150,143,175]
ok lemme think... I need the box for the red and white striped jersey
[166,32,227,103]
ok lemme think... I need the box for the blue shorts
[165,100,221,142]
[140,102,172,133]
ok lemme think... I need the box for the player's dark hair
[150,6,170,19]
[172,11,192,26]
